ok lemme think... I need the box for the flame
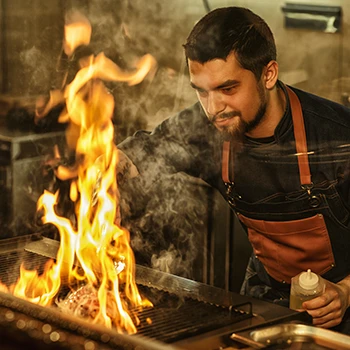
[63,10,92,57]
[2,12,156,333]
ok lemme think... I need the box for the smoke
[151,245,183,274]
[75,0,197,140]
[122,172,211,280]
[20,46,55,95]
[85,0,188,67]
[17,21,63,95]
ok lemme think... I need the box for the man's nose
[206,91,225,117]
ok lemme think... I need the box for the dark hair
[183,7,276,80]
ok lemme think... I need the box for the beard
[217,81,267,144]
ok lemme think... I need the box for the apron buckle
[309,195,321,208]
[301,183,320,207]
[225,182,241,207]
[225,182,234,195]
[301,183,314,196]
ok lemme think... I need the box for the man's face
[188,52,267,140]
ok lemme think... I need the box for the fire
[1,11,156,333]
[63,10,92,58]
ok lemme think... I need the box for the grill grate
[133,288,252,343]
[0,243,253,345]
[0,246,50,286]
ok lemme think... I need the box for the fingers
[306,303,343,328]
[311,310,343,328]
[302,287,344,328]
[313,317,343,329]
[303,293,329,310]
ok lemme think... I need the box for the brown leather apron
[222,87,335,283]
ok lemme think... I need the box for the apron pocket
[237,213,335,283]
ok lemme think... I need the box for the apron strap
[221,85,312,187]
[286,86,312,186]
[222,141,231,183]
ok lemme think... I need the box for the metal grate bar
[133,289,253,343]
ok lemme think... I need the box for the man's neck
[246,84,286,139]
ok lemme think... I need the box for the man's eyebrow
[190,82,202,90]
[190,80,239,91]
[216,79,240,89]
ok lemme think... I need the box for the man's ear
[263,60,279,90]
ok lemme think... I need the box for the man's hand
[302,276,350,328]
[115,150,139,225]
[116,149,139,184]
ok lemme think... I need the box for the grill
[0,234,312,350]
[133,287,252,343]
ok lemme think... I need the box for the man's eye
[222,87,234,94]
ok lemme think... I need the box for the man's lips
[214,116,234,126]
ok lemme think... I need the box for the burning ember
[1,11,156,334]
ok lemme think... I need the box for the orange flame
[63,10,92,57]
[2,12,156,333]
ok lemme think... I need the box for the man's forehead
[188,56,243,90]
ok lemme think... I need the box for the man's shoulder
[119,101,219,149]
[165,102,208,126]
[153,102,216,137]
[289,85,350,128]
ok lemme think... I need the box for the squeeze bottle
[289,269,325,310]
